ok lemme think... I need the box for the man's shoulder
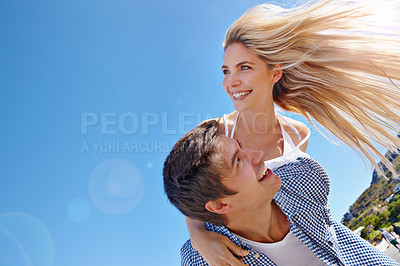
[180,223,233,266]
[180,240,195,265]
[180,239,208,266]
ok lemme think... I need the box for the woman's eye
[241,65,250,70]
[222,69,230,75]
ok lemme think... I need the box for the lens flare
[67,198,92,223]
[0,213,54,266]
[89,159,145,215]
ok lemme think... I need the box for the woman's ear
[272,64,283,83]
[205,199,230,214]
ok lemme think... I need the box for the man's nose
[248,149,264,165]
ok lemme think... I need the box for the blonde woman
[185,0,400,265]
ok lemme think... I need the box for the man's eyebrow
[230,139,241,168]
[231,149,239,169]
[222,61,255,69]
[236,138,243,148]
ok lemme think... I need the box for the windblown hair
[163,120,236,226]
[223,0,400,176]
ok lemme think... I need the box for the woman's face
[222,42,279,112]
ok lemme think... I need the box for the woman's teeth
[232,91,250,99]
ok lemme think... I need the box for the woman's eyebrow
[222,61,255,69]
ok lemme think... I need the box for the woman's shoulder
[279,115,310,149]
[279,115,308,135]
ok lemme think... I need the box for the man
[381,229,400,251]
[163,121,399,265]
[393,225,400,237]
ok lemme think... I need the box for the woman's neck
[238,105,278,136]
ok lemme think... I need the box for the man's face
[218,135,282,212]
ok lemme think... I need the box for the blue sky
[0,0,379,265]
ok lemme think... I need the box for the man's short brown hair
[163,120,236,226]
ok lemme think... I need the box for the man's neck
[224,201,290,243]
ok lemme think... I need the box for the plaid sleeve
[180,239,209,266]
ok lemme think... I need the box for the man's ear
[205,199,230,214]
[272,64,283,83]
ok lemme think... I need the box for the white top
[223,112,311,170]
[233,231,326,266]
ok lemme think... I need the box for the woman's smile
[231,90,253,100]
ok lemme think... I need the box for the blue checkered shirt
[181,157,400,265]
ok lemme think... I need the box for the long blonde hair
[223,0,400,177]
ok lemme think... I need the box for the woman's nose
[227,72,241,88]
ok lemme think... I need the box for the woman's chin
[232,102,250,112]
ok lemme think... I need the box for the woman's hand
[187,217,248,265]
[191,230,248,265]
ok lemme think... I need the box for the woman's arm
[186,217,248,265]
